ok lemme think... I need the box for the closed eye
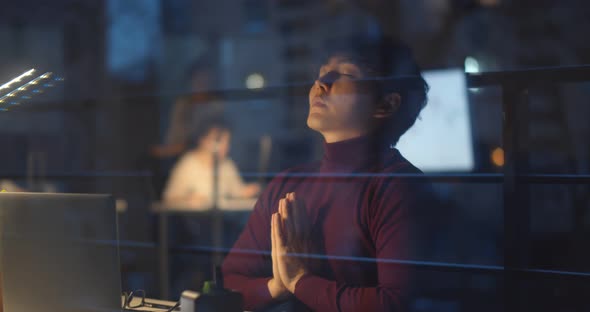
[317,71,354,83]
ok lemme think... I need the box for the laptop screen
[0,192,123,312]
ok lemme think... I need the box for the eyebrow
[338,63,361,76]
[318,63,362,77]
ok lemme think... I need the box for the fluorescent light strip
[0,72,53,112]
[0,69,36,91]
[0,72,52,104]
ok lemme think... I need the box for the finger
[271,214,279,275]
[272,214,286,275]
[271,213,276,254]
[286,193,294,213]
[278,199,284,231]
[274,213,286,251]
[272,214,283,256]
[281,198,294,243]
[279,198,288,220]
[273,213,283,249]
[284,197,298,245]
[272,212,279,244]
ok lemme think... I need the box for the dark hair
[322,40,429,146]
[185,52,218,82]
[187,116,231,148]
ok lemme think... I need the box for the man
[222,42,430,312]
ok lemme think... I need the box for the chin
[307,113,342,133]
[307,115,324,132]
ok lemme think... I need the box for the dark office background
[0,1,589,311]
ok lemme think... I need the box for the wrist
[267,278,287,299]
[286,271,307,293]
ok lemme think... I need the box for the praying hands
[267,192,313,298]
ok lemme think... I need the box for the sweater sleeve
[221,180,277,311]
[293,177,421,312]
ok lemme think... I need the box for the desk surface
[152,198,257,213]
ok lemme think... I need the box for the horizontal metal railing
[3,172,590,184]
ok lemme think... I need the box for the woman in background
[162,118,260,209]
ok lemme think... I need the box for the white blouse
[162,153,248,210]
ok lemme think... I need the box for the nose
[314,79,328,94]
[317,71,340,91]
[314,71,339,93]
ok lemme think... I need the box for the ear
[373,93,401,119]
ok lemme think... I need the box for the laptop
[0,192,127,312]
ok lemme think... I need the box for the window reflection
[0,1,589,312]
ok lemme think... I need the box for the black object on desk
[179,267,243,312]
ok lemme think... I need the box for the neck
[321,129,368,143]
[191,148,217,166]
[321,133,391,171]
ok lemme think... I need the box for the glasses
[123,289,180,311]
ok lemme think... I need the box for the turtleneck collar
[321,134,396,172]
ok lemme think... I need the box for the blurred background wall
[0,0,589,311]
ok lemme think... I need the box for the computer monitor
[396,68,475,172]
[0,192,123,312]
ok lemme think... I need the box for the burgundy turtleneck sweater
[222,135,425,312]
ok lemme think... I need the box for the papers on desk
[122,295,179,311]
[153,198,257,212]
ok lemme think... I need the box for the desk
[153,201,255,300]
